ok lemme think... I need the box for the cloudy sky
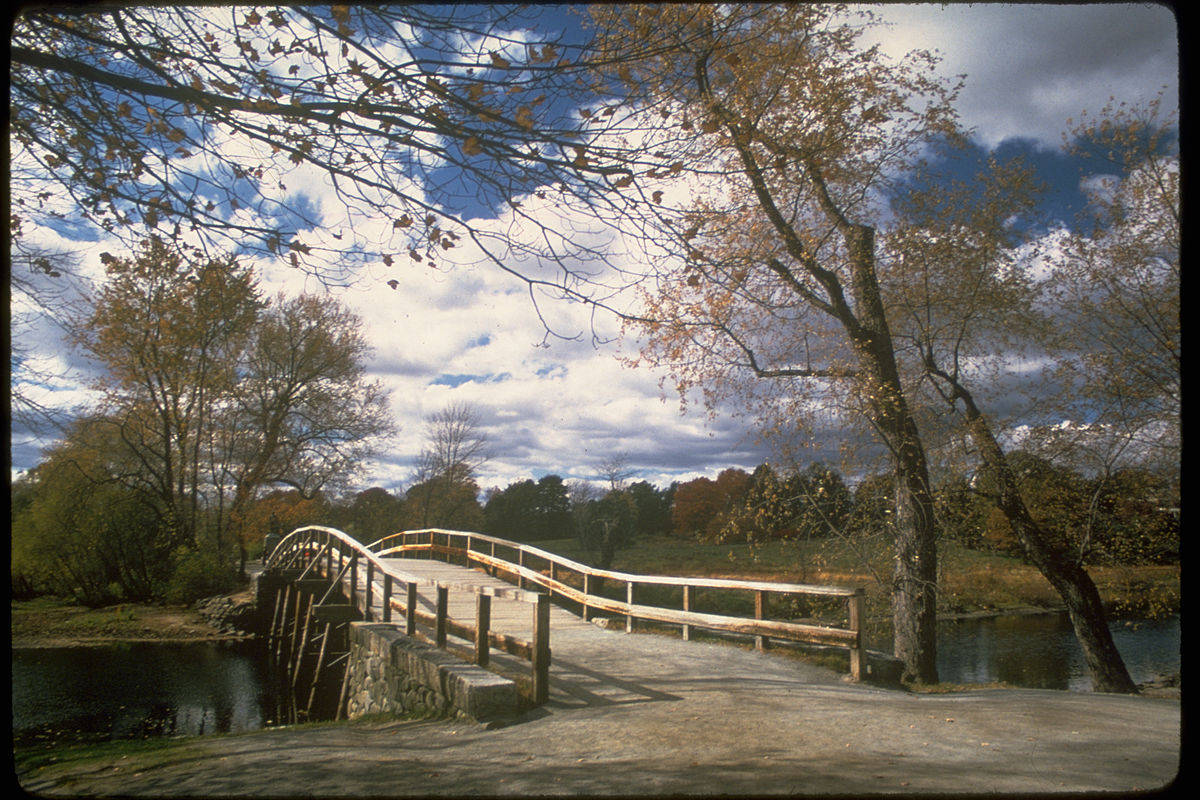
[10,3,1179,493]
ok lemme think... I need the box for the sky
[9,3,1180,494]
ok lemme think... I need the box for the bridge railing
[370,528,864,680]
[266,526,552,703]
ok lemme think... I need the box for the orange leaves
[462,136,483,156]
[489,51,511,70]
[513,105,535,130]
[331,5,354,36]
[530,43,557,64]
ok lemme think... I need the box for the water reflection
[12,613,1182,746]
[11,641,280,746]
[875,612,1181,690]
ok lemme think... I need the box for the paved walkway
[17,557,1182,796]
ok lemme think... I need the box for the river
[11,612,1180,745]
[933,611,1180,690]
[11,640,283,747]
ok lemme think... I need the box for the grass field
[529,534,1180,625]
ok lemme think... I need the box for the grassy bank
[11,596,235,647]
[533,535,1180,623]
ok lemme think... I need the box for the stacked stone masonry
[344,623,521,723]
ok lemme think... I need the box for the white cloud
[870,4,1178,148]
[10,4,1179,495]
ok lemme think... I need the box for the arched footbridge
[257,526,866,723]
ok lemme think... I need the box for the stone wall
[344,622,522,723]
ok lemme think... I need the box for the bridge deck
[353,555,844,709]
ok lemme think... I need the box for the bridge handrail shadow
[265,525,552,704]
[370,528,865,681]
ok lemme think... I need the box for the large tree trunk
[846,225,940,684]
[704,72,942,683]
[950,375,1138,693]
[887,427,940,684]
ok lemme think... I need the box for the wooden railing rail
[265,526,551,703]
[370,528,864,680]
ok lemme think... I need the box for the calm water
[11,613,1181,745]
[11,640,283,747]
[933,612,1181,691]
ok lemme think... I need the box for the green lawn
[528,534,1179,622]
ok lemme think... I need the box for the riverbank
[11,594,252,649]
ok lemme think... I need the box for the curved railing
[370,528,865,680]
[265,526,552,703]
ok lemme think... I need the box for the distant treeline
[12,452,1177,608]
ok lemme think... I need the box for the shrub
[165,549,237,604]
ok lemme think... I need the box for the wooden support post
[626,581,635,633]
[382,574,393,623]
[489,542,496,577]
[583,573,592,621]
[268,587,284,650]
[435,585,449,648]
[275,586,293,659]
[532,594,550,705]
[848,589,863,681]
[406,582,417,636]
[335,654,352,721]
[306,622,333,716]
[365,561,374,621]
[517,550,526,589]
[349,555,358,612]
[755,590,768,651]
[291,594,313,689]
[291,587,305,652]
[475,593,491,667]
[682,585,693,641]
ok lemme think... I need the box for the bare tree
[9,242,90,436]
[221,292,395,572]
[416,401,491,485]
[570,4,955,683]
[406,402,490,529]
[9,5,637,305]
[880,129,1151,692]
[596,452,636,492]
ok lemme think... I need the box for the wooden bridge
[259,526,865,721]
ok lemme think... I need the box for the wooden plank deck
[344,555,758,709]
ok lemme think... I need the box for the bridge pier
[255,565,358,723]
[254,540,528,725]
